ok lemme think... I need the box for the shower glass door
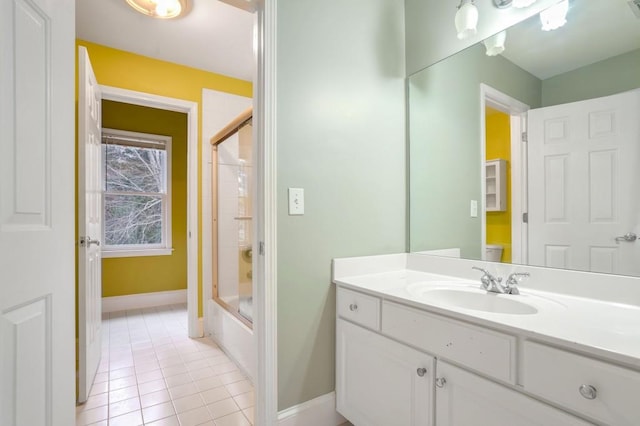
[215,122,253,325]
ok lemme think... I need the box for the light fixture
[455,0,479,40]
[540,0,569,31]
[125,0,189,19]
[484,30,506,56]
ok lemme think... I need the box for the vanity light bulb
[455,0,479,40]
[484,30,507,56]
[540,0,569,31]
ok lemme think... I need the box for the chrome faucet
[471,267,503,293]
[472,267,530,295]
[503,272,530,295]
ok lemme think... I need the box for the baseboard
[102,289,187,313]
[277,392,346,426]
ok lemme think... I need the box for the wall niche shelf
[486,159,506,212]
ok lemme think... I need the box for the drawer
[523,340,640,426]
[382,301,516,383]
[337,287,380,331]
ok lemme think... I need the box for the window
[102,128,172,257]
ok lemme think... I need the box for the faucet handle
[505,272,530,294]
[472,266,501,291]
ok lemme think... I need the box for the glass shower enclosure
[212,109,253,325]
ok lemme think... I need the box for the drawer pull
[579,384,597,400]
[416,368,427,377]
[349,303,358,312]
[435,377,447,388]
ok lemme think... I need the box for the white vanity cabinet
[435,361,592,426]
[335,286,594,426]
[336,318,435,426]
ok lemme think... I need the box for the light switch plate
[288,188,304,215]
[470,200,478,217]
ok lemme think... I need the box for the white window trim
[101,128,173,258]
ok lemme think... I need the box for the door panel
[78,46,103,403]
[528,90,640,275]
[0,0,75,424]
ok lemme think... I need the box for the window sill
[101,248,174,259]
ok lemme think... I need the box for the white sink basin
[408,285,538,315]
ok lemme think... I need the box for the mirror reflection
[409,0,640,276]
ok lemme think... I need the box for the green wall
[542,48,640,107]
[101,100,188,297]
[409,44,541,257]
[276,0,406,410]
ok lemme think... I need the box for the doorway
[480,84,530,265]
[100,86,200,336]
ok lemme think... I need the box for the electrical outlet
[288,188,304,215]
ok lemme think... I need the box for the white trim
[102,289,187,313]
[479,83,530,263]
[255,0,278,424]
[100,85,200,338]
[101,248,173,258]
[277,392,346,426]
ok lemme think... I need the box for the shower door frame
[211,107,254,329]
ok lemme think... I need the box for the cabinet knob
[416,368,427,377]
[349,303,358,312]
[435,377,447,388]
[579,384,597,400]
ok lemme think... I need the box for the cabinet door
[337,319,434,426]
[435,361,592,426]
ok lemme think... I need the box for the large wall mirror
[409,0,640,276]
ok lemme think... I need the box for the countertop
[333,255,640,370]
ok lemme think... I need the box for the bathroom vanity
[333,253,640,426]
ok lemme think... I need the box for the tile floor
[76,304,254,426]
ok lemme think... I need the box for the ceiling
[76,0,255,82]
[502,0,640,80]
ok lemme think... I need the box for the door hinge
[521,131,528,142]
[259,241,265,255]
[523,212,528,223]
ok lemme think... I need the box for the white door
[435,361,590,425]
[336,319,434,426]
[78,46,103,403]
[528,90,640,275]
[0,0,75,425]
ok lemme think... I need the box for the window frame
[101,128,173,258]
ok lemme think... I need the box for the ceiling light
[484,31,507,56]
[125,0,189,19]
[540,0,569,31]
[455,0,479,40]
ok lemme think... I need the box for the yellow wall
[101,101,188,297]
[485,107,512,262]
[77,40,253,314]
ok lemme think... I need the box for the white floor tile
[213,411,251,426]
[224,380,253,397]
[77,306,254,426]
[109,396,141,418]
[142,401,176,423]
[76,405,108,425]
[141,388,172,408]
[172,393,205,414]
[109,409,143,426]
[207,397,240,419]
[177,406,213,426]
